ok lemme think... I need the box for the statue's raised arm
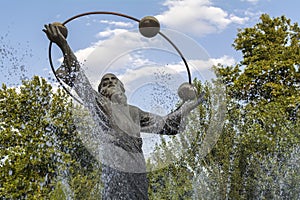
[43,23,110,129]
[43,23,79,85]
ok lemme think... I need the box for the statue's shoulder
[129,104,140,112]
[128,104,143,119]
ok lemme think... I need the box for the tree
[212,14,300,199]
[0,76,102,199]
[148,14,300,199]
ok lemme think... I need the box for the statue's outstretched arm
[43,23,80,86]
[162,92,205,134]
[140,91,205,135]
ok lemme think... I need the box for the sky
[0,0,299,105]
[0,0,299,167]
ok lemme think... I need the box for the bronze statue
[43,23,204,200]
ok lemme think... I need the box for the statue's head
[98,73,127,104]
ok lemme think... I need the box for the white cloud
[118,55,235,100]
[58,41,101,64]
[69,27,219,89]
[156,0,248,36]
[243,9,263,22]
[210,55,236,66]
[229,14,248,24]
[57,3,239,92]
[75,46,98,63]
[100,20,134,28]
[97,28,129,38]
[78,31,149,88]
[56,0,242,89]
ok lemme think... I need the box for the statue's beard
[102,86,127,105]
[111,91,127,105]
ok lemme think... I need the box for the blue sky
[0,0,299,88]
[1,0,299,168]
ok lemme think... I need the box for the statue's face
[99,74,127,104]
[100,74,119,92]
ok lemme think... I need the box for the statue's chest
[110,104,141,137]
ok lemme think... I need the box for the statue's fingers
[42,25,52,40]
[45,24,54,33]
[42,25,49,34]
[47,23,58,38]
[43,24,50,33]
[42,29,50,38]
[43,24,48,30]
[54,26,64,38]
[46,25,57,39]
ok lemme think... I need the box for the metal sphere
[139,16,160,38]
[178,82,197,101]
[52,22,68,39]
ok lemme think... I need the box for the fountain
[4,11,299,200]
[43,12,225,199]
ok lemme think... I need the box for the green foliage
[148,14,300,200]
[0,76,69,199]
[230,14,300,102]
[148,163,194,200]
[212,14,300,199]
[0,76,102,199]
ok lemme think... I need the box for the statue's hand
[43,23,67,48]
[180,91,205,116]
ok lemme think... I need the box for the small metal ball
[139,16,160,38]
[52,22,68,39]
[178,82,197,101]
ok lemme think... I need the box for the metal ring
[48,11,192,103]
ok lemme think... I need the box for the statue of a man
[43,23,204,200]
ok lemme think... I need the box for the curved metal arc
[62,11,140,25]
[49,11,192,104]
